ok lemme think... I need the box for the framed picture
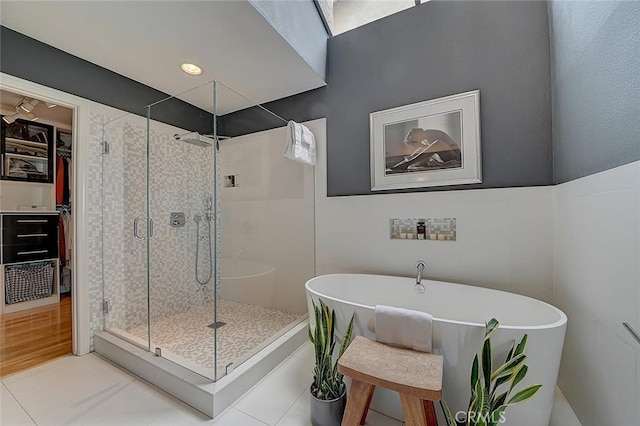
[370,90,481,191]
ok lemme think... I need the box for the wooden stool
[337,336,443,426]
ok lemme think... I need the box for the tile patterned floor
[127,299,304,373]
[0,343,580,426]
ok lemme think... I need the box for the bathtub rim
[305,273,567,331]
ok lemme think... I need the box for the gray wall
[0,26,214,134]
[249,0,328,80]
[549,1,640,183]
[222,0,553,196]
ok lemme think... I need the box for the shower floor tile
[127,299,304,374]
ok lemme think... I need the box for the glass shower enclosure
[101,80,313,383]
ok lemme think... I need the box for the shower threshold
[94,319,308,418]
[103,326,215,380]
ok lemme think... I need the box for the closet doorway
[0,89,75,377]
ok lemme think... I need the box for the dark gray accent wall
[0,26,213,134]
[221,1,553,196]
[549,1,640,183]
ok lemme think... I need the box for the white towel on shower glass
[284,120,316,166]
[374,305,433,353]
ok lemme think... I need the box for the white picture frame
[370,90,481,191]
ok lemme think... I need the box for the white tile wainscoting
[554,161,640,426]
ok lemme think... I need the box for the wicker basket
[5,261,54,304]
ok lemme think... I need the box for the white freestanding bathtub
[305,274,566,426]
[220,258,276,308]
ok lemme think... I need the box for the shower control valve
[170,212,186,228]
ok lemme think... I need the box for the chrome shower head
[174,131,213,147]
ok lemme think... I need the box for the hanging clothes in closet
[67,156,73,206]
[58,214,66,267]
[62,157,70,205]
[56,155,65,204]
[61,210,72,268]
[56,137,73,293]
[56,155,71,205]
[57,205,72,294]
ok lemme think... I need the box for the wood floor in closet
[0,295,72,378]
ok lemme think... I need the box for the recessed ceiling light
[181,63,202,76]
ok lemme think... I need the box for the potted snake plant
[308,299,355,426]
[440,318,542,426]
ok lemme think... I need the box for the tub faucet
[415,261,426,294]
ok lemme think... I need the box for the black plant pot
[309,387,346,426]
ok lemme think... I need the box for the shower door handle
[148,218,154,239]
[134,216,145,240]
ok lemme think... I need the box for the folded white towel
[374,305,433,353]
[284,121,316,166]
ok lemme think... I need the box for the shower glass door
[146,81,217,380]
[101,112,151,351]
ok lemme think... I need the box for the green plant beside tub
[308,299,355,426]
[440,318,542,426]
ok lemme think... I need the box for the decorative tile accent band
[390,218,456,241]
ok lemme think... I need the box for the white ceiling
[0,1,326,115]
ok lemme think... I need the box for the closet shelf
[6,153,48,161]
[5,137,48,148]
[2,119,55,183]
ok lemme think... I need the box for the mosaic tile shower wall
[148,127,215,320]
[88,112,215,348]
